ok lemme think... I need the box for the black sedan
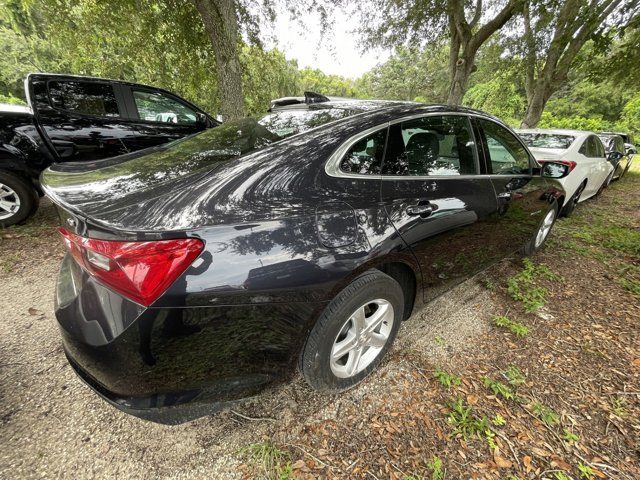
[598,133,633,179]
[42,100,568,423]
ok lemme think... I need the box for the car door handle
[406,203,435,217]
[497,192,512,199]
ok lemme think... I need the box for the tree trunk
[447,57,473,105]
[520,82,551,127]
[194,0,244,120]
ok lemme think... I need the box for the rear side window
[133,90,197,124]
[477,119,531,174]
[382,115,477,176]
[340,128,387,175]
[594,137,605,157]
[48,81,119,117]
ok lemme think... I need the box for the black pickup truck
[0,73,218,226]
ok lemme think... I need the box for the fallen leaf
[494,453,512,469]
[291,460,306,470]
[28,307,40,316]
[523,455,532,472]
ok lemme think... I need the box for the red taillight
[538,160,577,172]
[59,228,204,306]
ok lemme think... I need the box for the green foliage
[446,398,488,439]
[494,315,530,337]
[578,463,595,479]
[427,455,444,480]
[491,414,506,426]
[482,376,514,400]
[553,473,571,480]
[299,67,362,98]
[434,368,461,389]
[507,259,559,313]
[562,428,579,443]
[530,401,560,426]
[464,74,524,125]
[504,366,525,387]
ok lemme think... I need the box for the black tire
[0,172,39,228]
[300,270,404,393]
[560,181,585,218]
[522,203,558,256]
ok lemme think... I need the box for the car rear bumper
[55,254,326,423]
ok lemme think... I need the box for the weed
[491,414,506,426]
[482,277,496,290]
[484,428,497,451]
[434,336,446,347]
[562,428,579,443]
[504,365,525,386]
[530,401,560,426]
[611,397,628,417]
[494,315,530,337]
[446,398,488,439]
[482,376,514,400]
[240,441,291,479]
[434,368,461,389]
[507,259,559,312]
[578,462,595,479]
[427,455,444,480]
[553,473,571,480]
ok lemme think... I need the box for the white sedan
[516,129,614,217]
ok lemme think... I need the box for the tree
[193,0,244,120]
[520,0,637,127]
[354,0,524,105]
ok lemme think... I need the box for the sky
[267,7,391,79]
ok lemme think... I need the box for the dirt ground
[1,166,638,480]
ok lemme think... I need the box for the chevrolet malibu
[42,101,568,423]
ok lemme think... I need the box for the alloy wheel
[0,183,21,221]
[330,299,394,378]
[534,208,556,248]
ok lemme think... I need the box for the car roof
[516,128,592,139]
[0,103,31,114]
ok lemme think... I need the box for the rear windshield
[518,133,575,149]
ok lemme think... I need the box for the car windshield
[518,133,575,149]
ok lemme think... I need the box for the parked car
[597,133,633,180]
[42,100,568,423]
[0,73,219,226]
[516,129,614,217]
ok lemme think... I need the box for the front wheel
[0,172,39,228]
[300,270,404,392]
[522,203,558,256]
[560,182,585,217]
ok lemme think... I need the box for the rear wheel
[300,270,404,392]
[522,203,558,256]
[0,172,38,227]
[560,181,585,217]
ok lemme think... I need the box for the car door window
[339,127,387,175]
[579,138,590,156]
[382,115,477,176]
[48,81,120,117]
[477,119,531,174]
[133,90,197,125]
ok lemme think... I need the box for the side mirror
[609,151,623,162]
[541,162,570,179]
[195,111,209,127]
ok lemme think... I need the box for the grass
[434,368,461,389]
[240,441,292,480]
[0,254,20,273]
[427,455,444,480]
[494,315,530,337]
[507,258,560,313]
